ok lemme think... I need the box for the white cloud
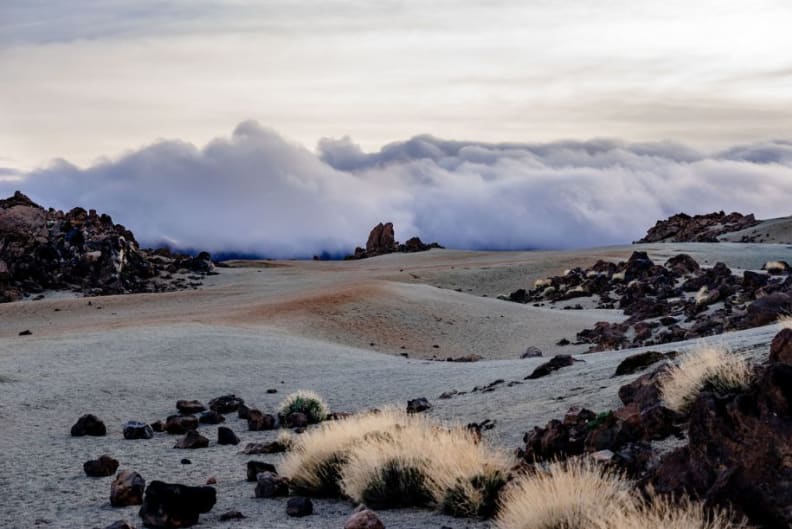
[5,121,792,257]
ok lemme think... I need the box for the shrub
[278,390,329,424]
[442,470,507,518]
[660,346,752,413]
[495,459,633,529]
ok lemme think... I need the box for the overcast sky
[2,2,792,256]
[2,0,792,172]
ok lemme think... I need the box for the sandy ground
[1,243,790,528]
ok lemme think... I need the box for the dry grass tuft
[278,389,329,424]
[280,409,402,496]
[594,493,752,529]
[495,459,633,529]
[281,408,509,513]
[660,346,752,413]
[778,314,792,329]
[497,460,750,529]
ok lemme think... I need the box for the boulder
[366,222,396,255]
[71,414,107,437]
[746,293,792,327]
[254,472,289,498]
[123,421,154,440]
[110,470,145,507]
[173,430,209,449]
[242,441,288,455]
[138,481,216,528]
[84,455,119,477]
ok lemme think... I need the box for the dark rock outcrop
[138,481,216,528]
[347,222,442,259]
[208,394,244,414]
[217,426,239,446]
[636,211,759,243]
[406,397,432,414]
[647,341,792,528]
[0,191,216,302]
[525,355,579,379]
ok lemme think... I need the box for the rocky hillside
[0,191,215,302]
[636,211,759,243]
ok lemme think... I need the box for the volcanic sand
[1,243,790,528]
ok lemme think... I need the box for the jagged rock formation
[647,330,792,528]
[0,191,215,302]
[347,222,442,259]
[636,211,759,243]
[506,251,792,352]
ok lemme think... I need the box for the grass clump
[282,408,510,515]
[280,410,400,496]
[660,346,752,413]
[279,390,329,424]
[496,459,633,529]
[594,493,752,529]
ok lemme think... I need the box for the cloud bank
[5,121,792,258]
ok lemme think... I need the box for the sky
[2,1,792,256]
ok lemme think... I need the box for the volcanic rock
[173,430,209,449]
[164,415,198,435]
[246,461,277,482]
[254,472,289,498]
[138,481,216,528]
[344,509,385,529]
[84,455,119,477]
[406,397,431,414]
[525,355,578,379]
[71,414,107,437]
[110,470,145,507]
[123,421,154,440]
[217,426,239,445]
[175,400,205,414]
[208,394,244,413]
[286,497,313,517]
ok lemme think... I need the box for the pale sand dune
[2,243,791,528]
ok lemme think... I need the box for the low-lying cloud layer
[5,121,792,258]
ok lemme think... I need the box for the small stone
[255,472,289,498]
[198,410,225,424]
[176,400,206,414]
[344,509,385,529]
[110,470,145,507]
[71,414,107,436]
[180,459,192,465]
[138,481,216,528]
[521,346,543,358]
[165,414,198,435]
[285,411,308,428]
[217,426,240,446]
[246,461,277,482]
[219,511,245,521]
[19,329,32,336]
[101,521,135,529]
[83,455,119,477]
[206,476,217,485]
[209,394,244,413]
[406,398,431,414]
[123,421,154,440]
[266,388,278,394]
[174,430,209,449]
[247,409,276,431]
[286,496,313,517]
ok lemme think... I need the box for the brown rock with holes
[344,509,385,529]
[110,470,145,507]
[176,400,205,414]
